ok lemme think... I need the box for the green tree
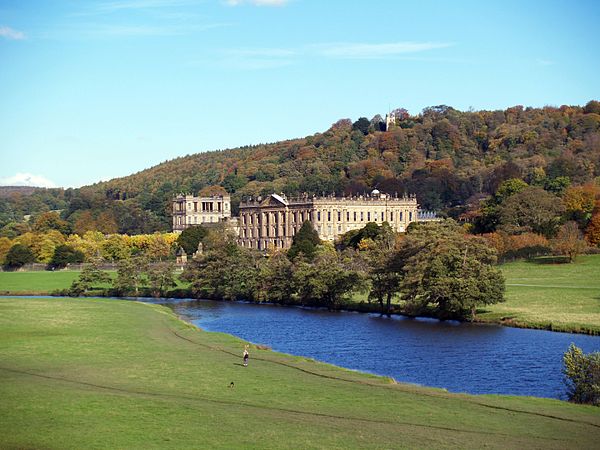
[113,257,148,296]
[181,226,260,301]
[583,100,600,115]
[48,244,84,270]
[339,222,385,249]
[293,248,361,309]
[498,187,565,237]
[392,220,505,319]
[367,247,401,315]
[563,344,600,406]
[544,176,571,195]
[147,262,177,297]
[287,221,321,261]
[352,117,370,135]
[258,252,295,303]
[494,178,528,203]
[176,225,208,255]
[221,173,248,193]
[3,244,35,270]
[69,259,111,295]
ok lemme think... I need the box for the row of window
[241,209,414,226]
[240,239,288,250]
[181,201,227,212]
[241,226,298,238]
[174,215,220,225]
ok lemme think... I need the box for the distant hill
[0,186,43,198]
[2,101,599,234]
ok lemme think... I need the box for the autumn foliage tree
[552,221,588,262]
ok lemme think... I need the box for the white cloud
[536,58,555,66]
[203,41,454,70]
[315,41,453,59]
[0,173,57,188]
[225,0,289,6]
[226,47,295,57]
[75,0,197,15]
[0,26,25,40]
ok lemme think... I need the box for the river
[153,298,600,399]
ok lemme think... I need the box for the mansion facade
[172,194,231,232]
[173,190,419,251]
[237,192,418,250]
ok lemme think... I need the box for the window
[354,212,357,221]
[317,211,321,221]
[337,211,341,221]
[328,211,331,222]
[381,212,384,221]
[367,212,371,221]
[409,211,413,221]
[360,212,364,221]
[390,212,394,221]
[400,211,403,221]
[347,211,350,221]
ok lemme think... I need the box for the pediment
[260,193,289,207]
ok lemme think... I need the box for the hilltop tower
[385,110,396,131]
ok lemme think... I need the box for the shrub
[48,244,85,270]
[563,344,600,406]
[3,244,35,270]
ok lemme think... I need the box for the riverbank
[2,296,599,449]
[476,255,600,335]
[1,255,599,334]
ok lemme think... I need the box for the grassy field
[1,297,599,449]
[477,255,600,334]
[0,270,83,294]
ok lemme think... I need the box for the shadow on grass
[528,256,572,265]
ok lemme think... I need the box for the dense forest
[1,101,600,239]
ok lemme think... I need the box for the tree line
[0,211,178,270]
[176,220,505,320]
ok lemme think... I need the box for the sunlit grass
[478,255,600,333]
[1,297,599,449]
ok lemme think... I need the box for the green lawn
[0,270,83,294]
[1,297,599,449]
[478,255,600,334]
[0,270,187,294]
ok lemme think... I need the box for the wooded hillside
[2,101,600,235]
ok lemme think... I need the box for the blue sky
[0,0,599,188]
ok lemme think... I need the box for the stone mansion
[173,190,420,250]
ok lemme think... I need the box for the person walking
[243,346,249,367]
